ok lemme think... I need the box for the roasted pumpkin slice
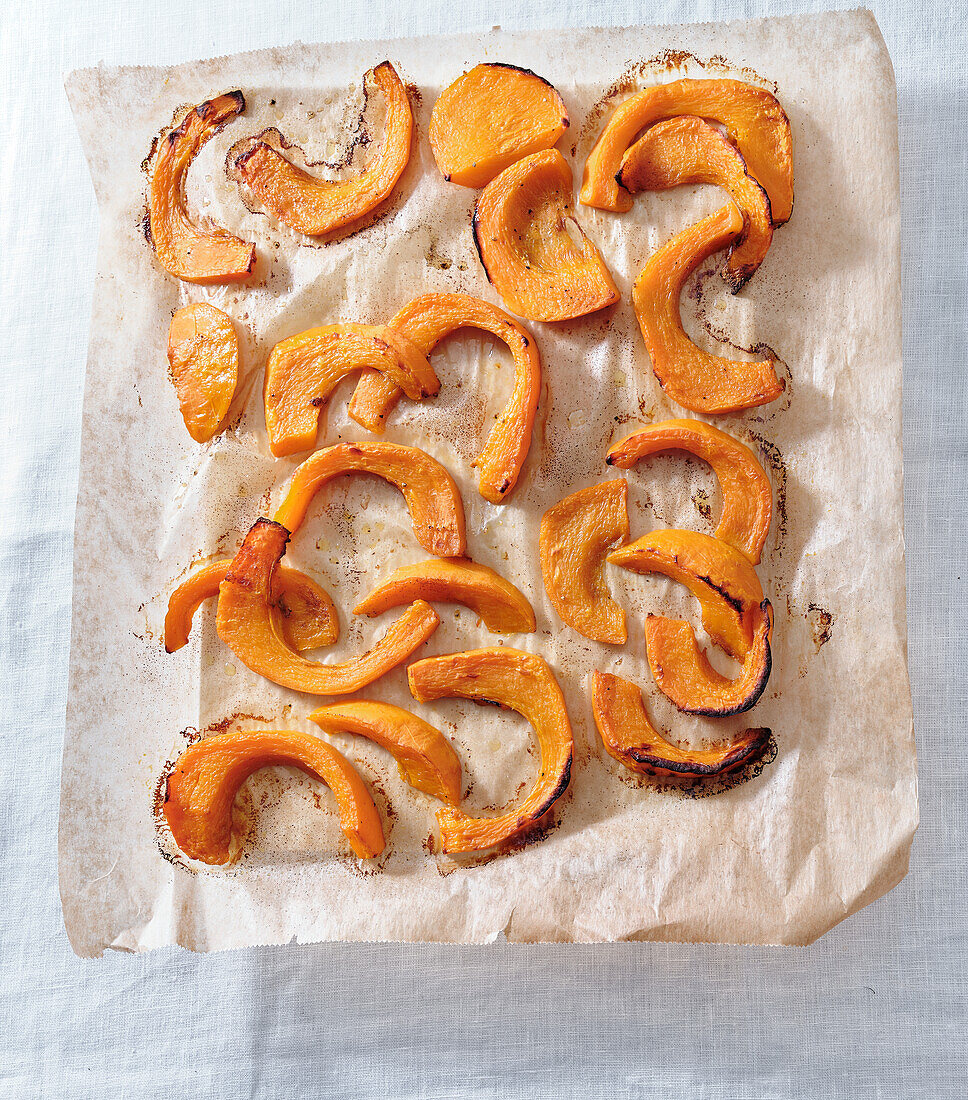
[429,63,569,188]
[633,203,784,413]
[216,519,439,694]
[163,729,385,863]
[164,558,338,654]
[274,442,466,558]
[167,303,239,443]
[232,61,412,237]
[592,670,770,777]
[147,92,256,284]
[473,149,619,322]
[408,648,574,853]
[608,528,763,660]
[349,293,540,502]
[580,77,794,224]
[264,323,438,457]
[618,115,774,290]
[308,700,462,805]
[354,558,535,634]
[540,480,629,644]
[647,599,773,715]
[606,419,771,564]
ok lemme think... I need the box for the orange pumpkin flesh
[647,599,774,715]
[606,419,772,564]
[473,148,619,322]
[580,77,794,225]
[408,648,574,853]
[233,62,412,237]
[591,670,770,777]
[618,115,774,291]
[148,92,256,284]
[264,324,438,457]
[166,303,239,443]
[273,442,466,558]
[308,700,462,805]
[539,480,629,644]
[216,519,439,695]
[163,729,385,863]
[633,203,784,414]
[164,558,338,654]
[429,63,569,188]
[348,293,541,503]
[354,558,535,635]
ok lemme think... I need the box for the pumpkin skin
[167,304,239,443]
[232,61,412,237]
[606,419,772,565]
[163,729,385,863]
[580,77,794,225]
[591,670,771,777]
[473,148,619,322]
[348,293,541,504]
[147,92,256,284]
[632,203,784,414]
[430,63,569,188]
[408,648,574,854]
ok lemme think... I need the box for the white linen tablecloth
[1,0,964,1095]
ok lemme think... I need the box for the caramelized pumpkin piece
[592,670,771,777]
[233,62,412,237]
[473,149,619,322]
[429,63,569,188]
[647,599,774,715]
[264,323,438,457]
[216,519,439,694]
[167,304,239,443]
[147,92,256,284]
[354,558,535,635]
[609,528,763,660]
[618,115,774,290]
[164,558,338,654]
[540,480,630,644]
[409,648,574,853]
[163,729,385,863]
[274,442,466,558]
[606,419,771,564]
[349,293,541,502]
[580,77,794,224]
[309,700,462,805]
[633,203,784,414]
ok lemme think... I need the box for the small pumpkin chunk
[473,149,619,322]
[147,92,256,284]
[163,729,385,863]
[409,648,574,854]
[430,63,569,188]
[167,304,239,443]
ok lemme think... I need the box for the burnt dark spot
[696,573,743,614]
[470,207,492,283]
[807,604,833,651]
[481,62,559,93]
[140,208,152,244]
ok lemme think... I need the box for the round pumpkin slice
[167,303,239,443]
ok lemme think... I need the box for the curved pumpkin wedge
[163,729,385,863]
[354,558,535,635]
[147,92,256,284]
[592,670,771,777]
[540,480,629,644]
[167,303,239,443]
[633,203,784,414]
[264,323,438,457]
[216,518,439,695]
[308,700,462,805]
[608,528,763,660]
[429,63,569,188]
[606,419,771,564]
[164,559,338,654]
[274,442,466,558]
[473,148,619,322]
[349,293,541,502]
[647,599,773,715]
[232,62,412,237]
[618,115,774,291]
[580,77,794,225]
[408,648,574,853]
